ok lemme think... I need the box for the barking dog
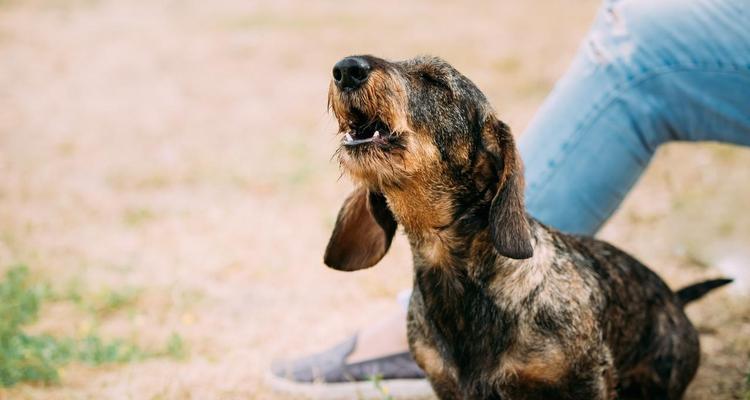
[324,55,731,400]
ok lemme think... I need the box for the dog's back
[557,233,702,398]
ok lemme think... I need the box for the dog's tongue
[343,131,380,146]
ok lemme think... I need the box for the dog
[323,55,731,400]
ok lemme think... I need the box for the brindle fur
[324,55,730,400]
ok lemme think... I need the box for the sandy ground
[0,0,748,399]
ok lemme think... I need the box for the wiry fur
[324,55,731,400]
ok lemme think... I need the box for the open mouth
[342,108,393,147]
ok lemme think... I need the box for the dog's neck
[383,180,549,297]
[382,182,455,236]
[382,181,518,274]
[382,179,552,365]
[398,197,549,374]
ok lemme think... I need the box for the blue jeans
[396,0,749,311]
[520,0,750,235]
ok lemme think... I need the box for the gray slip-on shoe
[267,335,433,399]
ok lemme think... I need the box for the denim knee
[520,0,750,234]
[589,0,750,72]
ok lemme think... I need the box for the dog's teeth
[373,131,380,138]
[345,133,353,142]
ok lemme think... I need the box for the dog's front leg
[407,301,462,398]
[408,336,461,399]
[568,348,617,400]
[408,340,462,398]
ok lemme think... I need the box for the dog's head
[325,55,532,271]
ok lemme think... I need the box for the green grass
[63,283,142,318]
[0,266,60,386]
[368,374,394,400]
[0,265,188,388]
[162,332,188,361]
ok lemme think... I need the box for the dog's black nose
[332,57,370,91]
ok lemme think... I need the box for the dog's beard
[327,71,442,191]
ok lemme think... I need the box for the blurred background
[0,0,748,398]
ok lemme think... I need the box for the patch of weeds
[368,374,394,400]
[76,334,145,366]
[161,332,188,361]
[0,265,189,388]
[86,287,141,317]
[52,281,141,318]
[0,266,63,386]
[0,334,73,386]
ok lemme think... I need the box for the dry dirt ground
[0,0,748,399]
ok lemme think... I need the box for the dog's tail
[676,278,733,306]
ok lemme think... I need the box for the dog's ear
[324,187,398,271]
[481,115,533,259]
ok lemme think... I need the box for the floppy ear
[481,115,534,259]
[324,187,398,271]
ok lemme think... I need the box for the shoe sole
[264,371,435,400]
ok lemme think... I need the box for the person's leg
[521,0,750,234]
[346,308,407,363]
[269,0,750,396]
